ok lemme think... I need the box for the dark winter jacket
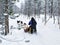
[28,17,37,29]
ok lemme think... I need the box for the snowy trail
[0,14,60,45]
[0,0,60,45]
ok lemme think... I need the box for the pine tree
[5,0,9,35]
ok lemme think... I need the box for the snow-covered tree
[21,0,42,17]
[58,0,60,29]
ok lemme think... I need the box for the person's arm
[28,21,31,25]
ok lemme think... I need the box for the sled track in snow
[0,36,25,42]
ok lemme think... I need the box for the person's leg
[34,27,37,33]
[31,29,33,34]
[31,27,33,34]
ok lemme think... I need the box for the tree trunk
[58,0,60,29]
[58,17,60,29]
[45,0,47,25]
[58,17,59,24]
[5,0,9,35]
[51,0,55,24]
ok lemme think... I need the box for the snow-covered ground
[0,14,60,45]
[0,0,60,45]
